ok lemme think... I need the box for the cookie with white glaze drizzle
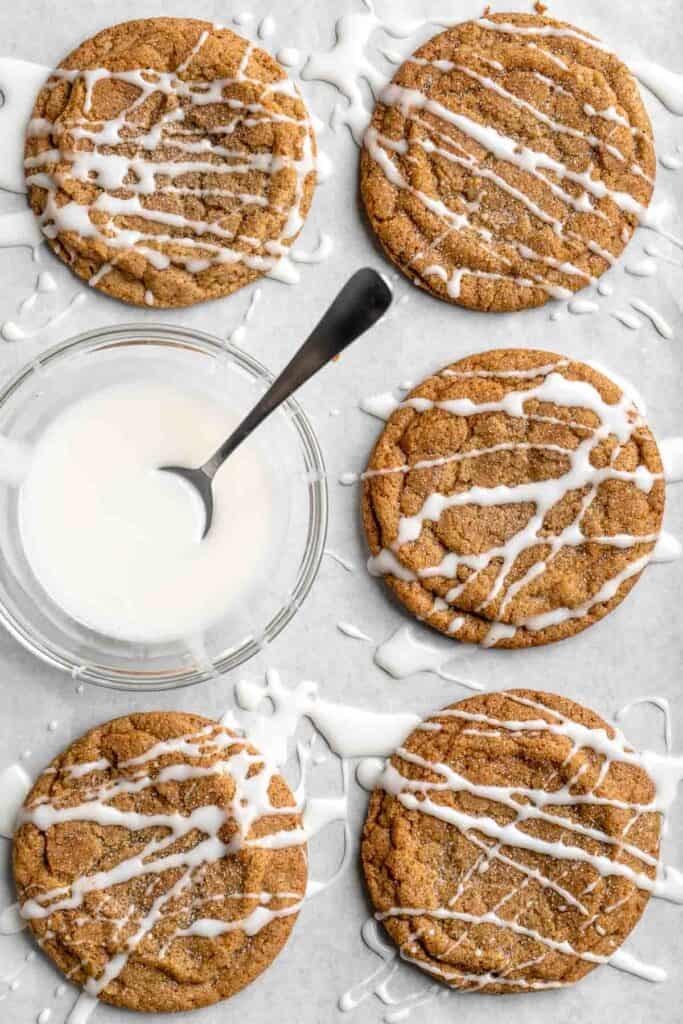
[360,11,655,311]
[24,17,316,307]
[362,348,664,648]
[362,690,662,993]
[13,711,307,1012]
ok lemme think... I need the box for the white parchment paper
[0,2,681,1022]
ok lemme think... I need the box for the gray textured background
[0,1,681,1022]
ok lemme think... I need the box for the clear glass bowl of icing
[0,323,327,690]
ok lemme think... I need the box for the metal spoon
[160,267,392,538]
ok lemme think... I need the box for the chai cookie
[362,689,662,993]
[360,12,655,312]
[362,348,664,648]
[24,18,316,308]
[13,712,306,1012]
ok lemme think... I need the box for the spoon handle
[201,267,392,478]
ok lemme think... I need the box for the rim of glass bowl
[0,322,328,691]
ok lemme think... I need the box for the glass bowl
[0,323,327,690]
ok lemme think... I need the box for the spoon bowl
[161,267,392,537]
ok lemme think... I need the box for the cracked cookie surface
[25,17,316,307]
[362,348,664,648]
[360,11,654,311]
[362,690,661,993]
[13,711,306,1012]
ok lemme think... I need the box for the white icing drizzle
[0,762,31,838]
[301,3,423,143]
[17,719,308,1000]
[0,59,52,192]
[339,918,438,1019]
[288,230,334,264]
[631,61,683,115]
[365,118,579,301]
[362,39,654,304]
[277,48,301,68]
[660,437,683,481]
[359,391,400,420]
[258,15,276,41]
[230,669,424,899]
[367,362,664,643]
[651,532,682,563]
[18,270,58,316]
[234,669,419,761]
[410,56,643,174]
[611,309,642,330]
[1,291,87,342]
[0,902,26,935]
[65,993,98,1024]
[630,299,674,338]
[228,286,262,346]
[660,152,683,171]
[356,758,385,792]
[378,79,645,219]
[314,149,334,183]
[625,257,658,277]
[587,359,648,414]
[374,626,481,690]
[324,548,355,572]
[380,47,406,66]
[567,298,599,315]
[617,696,673,753]
[23,31,316,294]
[338,621,373,642]
[474,18,612,54]
[371,691,683,995]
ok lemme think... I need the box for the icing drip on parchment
[301,2,424,143]
[233,669,419,762]
[342,693,683,1019]
[374,625,480,690]
[0,762,31,839]
[1,290,87,342]
[338,621,373,642]
[0,59,52,193]
[0,951,39,1007]
[227,286,261,346]
[359,391,400,420]
[366,359,673,645]
[630,61,683,116]
[660,437,683,482]
[660,152,683,172]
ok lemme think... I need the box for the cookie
[360,12,655,312]
[362,689,661,993]
[24,18,316,308]
[13,712,306,1012]
[362,348,664,648]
